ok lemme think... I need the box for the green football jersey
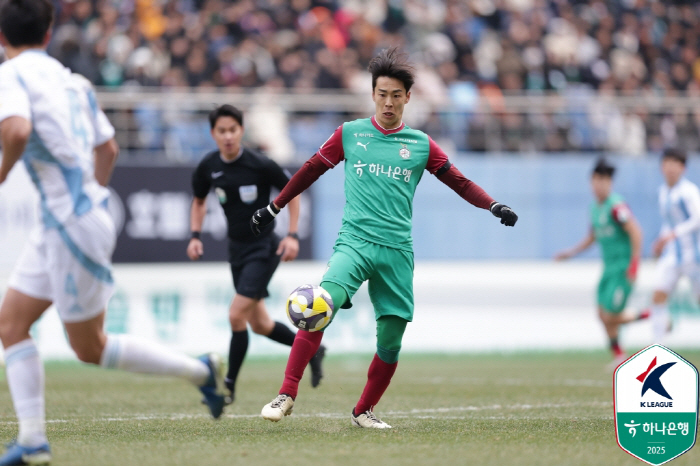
[590,193,631,267]
[320,117,437,251]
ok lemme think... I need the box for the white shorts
[8,207,116,323]
[653,253,700,296]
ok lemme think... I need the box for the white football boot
[351,409,392,429]
[261,394,294,422]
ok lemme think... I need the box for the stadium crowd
[5,0,700,159]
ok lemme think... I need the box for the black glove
[250,202,280,236]
[490,202,518,227]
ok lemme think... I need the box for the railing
[95,88,700,164]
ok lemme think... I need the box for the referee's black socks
[226,330,249,393]
[267,321,296,346]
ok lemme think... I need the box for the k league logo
[614,345,699,466]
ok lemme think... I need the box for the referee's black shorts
[228,234,281,300]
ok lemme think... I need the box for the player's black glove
[490,202,518,227]
[250,202,280,236]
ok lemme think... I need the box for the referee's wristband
[191,231,201,240]
[287,232,299,240]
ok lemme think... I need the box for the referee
[187,104,325,405]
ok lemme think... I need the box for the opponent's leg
[64,312,225,419]
[0,289,53,464]
[352,315,407,429]
[651,290,671,343]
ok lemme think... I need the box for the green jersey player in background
[250,47,518,428]
[555,159,648,368]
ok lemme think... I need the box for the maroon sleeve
[437,165,495,210]
[425,136,449,174]
[273,154,330,208]
[316,125,345,167]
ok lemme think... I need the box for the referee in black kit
[188,104,325,405]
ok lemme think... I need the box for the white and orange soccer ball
[286,285,334,332]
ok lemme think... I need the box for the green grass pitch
[0,351,698,466]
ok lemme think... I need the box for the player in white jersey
[649,148,700,343]
[0,1,224,464]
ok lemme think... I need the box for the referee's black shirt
[192,148,291,242]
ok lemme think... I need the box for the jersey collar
[219,146,244,164]
[371,115,405,135]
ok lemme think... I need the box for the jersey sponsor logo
[393,137,418,144]
[211,171,224,179]
[239,185,257,204]
[399,143,411,159]
[354,133,374,138]
[357,141,370,151]
[353,160,413,183]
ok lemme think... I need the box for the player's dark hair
[209,104,243,129]
[0,0,53,47]
[368,47,416,93]
[662,147,687,166]
[592,158,615,178]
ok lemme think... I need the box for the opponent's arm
[554,228,595,260]
[653,187,700,257]
[0,116,31,184]
[187,196,207,260]
[277,195,301,261]
[94,138,119,186]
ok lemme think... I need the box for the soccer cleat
[0,441,51,466]
[309,345,326,388]
[197,353,226,419]
[351,408,392,429]
[261,394,294,422]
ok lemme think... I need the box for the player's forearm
[274,154,329,209]
[190,198,207,232]
[0,116,31,183]
[93,138,119,186]
[627,219,643,260]
[672,215,700,238]
[287,196,300,233]
[436,165,494,209]
[572,233,595,255]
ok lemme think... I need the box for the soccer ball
[286,285,334,332]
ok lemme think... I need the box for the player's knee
[377,344,401,364]
[71,341,105,365]
[0,318,29,345]
[249,319,269,335]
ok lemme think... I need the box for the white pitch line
[0,401,611,425]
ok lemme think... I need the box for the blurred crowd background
[3,0,700,162]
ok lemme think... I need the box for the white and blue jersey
[658,178,700,264]
[0,50,114,227]
[0,50,117,322]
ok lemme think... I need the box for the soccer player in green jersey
[555,159,647,367]
[249,47,518,428]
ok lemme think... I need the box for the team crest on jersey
[399,144,411,159]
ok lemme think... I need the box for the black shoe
[309,345,326,388]
[224,378,235,405]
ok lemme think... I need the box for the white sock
[100,334,209,385]
[4,339,47,448]
[651,304,670,343]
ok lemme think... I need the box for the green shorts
[597,267,633,314]
[322,233,414,322]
